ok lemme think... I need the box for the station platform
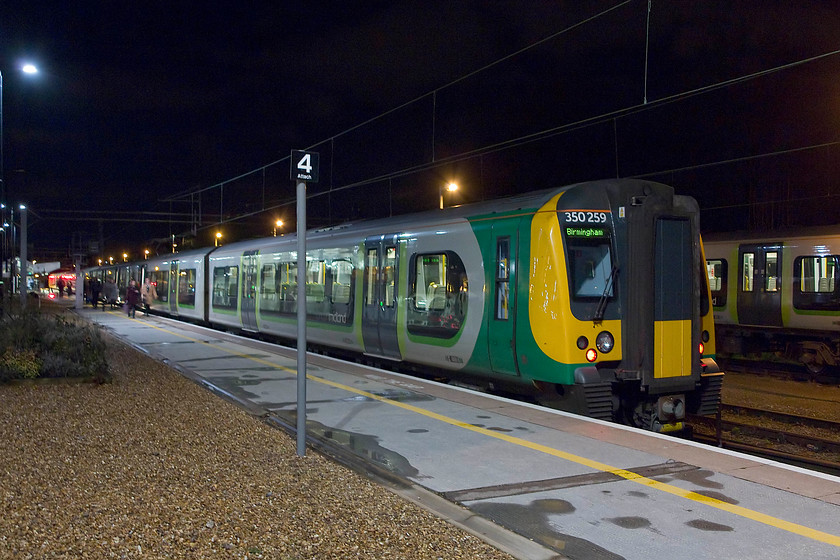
[75,306,840,560]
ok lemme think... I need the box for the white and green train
[87,178,723,431]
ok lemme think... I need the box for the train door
[361,234,401,360]
[488,223,519,375]
[169,260,178,314]
[652,217,693,380]
[737,243,782,326]
[241,251,259,332]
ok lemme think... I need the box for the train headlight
[585,348,598,362]
[576,336,589,350]
[595,331,614,353]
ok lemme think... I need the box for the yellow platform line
[131,317,840,548]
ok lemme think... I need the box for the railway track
[689,404,840,476]
[719,357,840,384]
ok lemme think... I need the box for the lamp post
[273,219,283,236]
[215,232,222,247]
[18,204,27,308]
[1,63,38,300]
[439,182,458,210]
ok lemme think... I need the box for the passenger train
[85,178,723,432]
[704,227,840,376]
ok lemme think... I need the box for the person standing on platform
[126,279,141,318]
[90,278,102,309]
[140,278,157,316]
[57,276,65,297]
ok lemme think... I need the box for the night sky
[1,1,839,261]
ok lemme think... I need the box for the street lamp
[18,204,27,308]
[439,182,458,210]
[1,64,39,213]
[273,219,284,236]
[144,249,149,260]
[122,253,128,262]
[215,231,222,247]
[1,63,38,298]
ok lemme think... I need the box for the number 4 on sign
[297,153,312,173]
[290,150,319,183]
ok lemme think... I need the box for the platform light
[215,231,223,247]
[273,219,284,236]
[144,249,149,260]
[439,182,458,210]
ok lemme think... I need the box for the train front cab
[523,180,723,431]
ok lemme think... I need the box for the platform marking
[121,317,840,548]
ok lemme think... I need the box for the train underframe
[716,325,840,377]
[532,363,724,432]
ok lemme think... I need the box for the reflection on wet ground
[303,418,421,478]
[469,499,626,560]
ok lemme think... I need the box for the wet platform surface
[77,306,840,560]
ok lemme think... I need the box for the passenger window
[742,252,755,292]
[706,259,727,307]
[149,269,168,303]
[383,246,396,308]
[496,238,510,320]
[259,264,281,312]
[365,249,378,306]
[798,256,836,293]
[330,259,353,304]
[179,268,197,306]
[765,252,779,292]
[793,256,839,311]
[305,260,326,303]
[212,266,238,310]
[407,252,468,338]
[261,265,276,295]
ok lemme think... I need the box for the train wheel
[799,350,826,377]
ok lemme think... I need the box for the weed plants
[0,309,110,383]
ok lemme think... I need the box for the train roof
[165,178,670,258]
[702,224,840,244]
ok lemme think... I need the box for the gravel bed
[0,335,515,559]
[722,372,840,422]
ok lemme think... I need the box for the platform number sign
[290,150,319,183]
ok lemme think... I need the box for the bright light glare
[446,182,458,192]
[21,64,38,74]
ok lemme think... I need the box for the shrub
[0,310,110,383]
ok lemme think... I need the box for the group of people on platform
[85,277,157,318]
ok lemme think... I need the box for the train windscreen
[564,225,614,300]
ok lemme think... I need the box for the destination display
[565,226,609,238]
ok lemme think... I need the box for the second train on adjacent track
[86,178,723,431]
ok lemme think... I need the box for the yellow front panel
[654,319,691,378]
[528,194,623,363]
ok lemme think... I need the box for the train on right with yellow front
[704,226,840,376]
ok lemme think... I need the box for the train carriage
[145,248,208,321]
[704,227,840,375]
[90,178,722,431]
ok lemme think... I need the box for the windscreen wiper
[593,264,618,322]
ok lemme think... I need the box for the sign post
[290,150,318,457]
